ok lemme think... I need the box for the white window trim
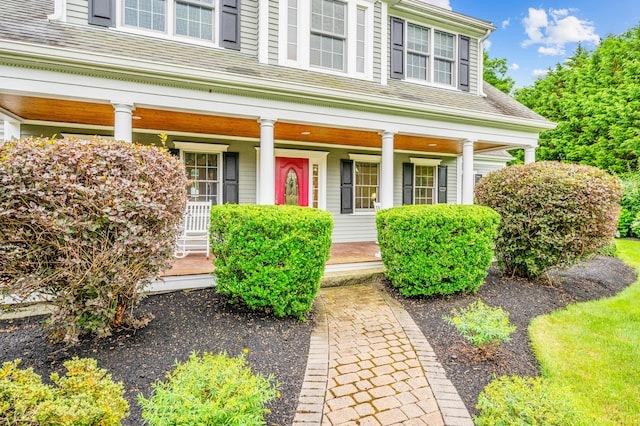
[255,147,329,210]
[410,157,441,167]
[404,19,460,91]
[412,163,438,205]
[279,0,374,80]
[115,0,221,48]
[349,153,380,163]
[175,142,228,205]
[349,153,380,214]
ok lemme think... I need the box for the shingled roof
[0,0,551,128]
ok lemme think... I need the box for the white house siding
[66,0,88,25]
[442,157,458,203]
[474,157,509,179]
[268,0,279,64]
[233,140,259,204]
[372,2,382,83]
[240,0,259,56]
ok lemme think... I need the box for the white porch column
[380,131,395,209]
[258,117,277,205]
[524,146,536,164]
[112,102,135,143]
[3,120,21,141]
[462,139,475,205]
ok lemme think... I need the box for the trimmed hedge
[0,137,187,343]
[138,352,278,425]
[210,204,333,318]
[376,205,500,297]
[0,357,129,425]
[475,161,622,278]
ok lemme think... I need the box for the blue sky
[427,0,640,88]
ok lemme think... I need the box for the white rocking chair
[174,201,212,258]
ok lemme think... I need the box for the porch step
[321,265,386,288]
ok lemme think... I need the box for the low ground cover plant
[210,204,333,318]
[0,137,187,343]
[138,351,279,425]
[376,205,499,296]
[443,300,516,357]
[475,161,621,279]
[475,375,592,425]
[0,357,129,425]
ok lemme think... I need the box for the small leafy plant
[443,300,516,357]
[475,375,593,425]
[0,357,129,425]
[138,351,279,425]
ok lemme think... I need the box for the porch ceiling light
[132,115,142,120]
[301,131,311,135]
[428,143,437,147]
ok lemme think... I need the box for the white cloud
[484,40,492,50]
[532,69,549,77]
[522,7,599,56]
[509,63,520,71]
[419,0,451,10]
[502,18,510,29]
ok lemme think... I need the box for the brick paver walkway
[293,284,473,426]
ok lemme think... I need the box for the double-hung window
[402,158,446,205]
[340,155,379,214]
[124,0,214,41]
[391,17,468,90]
[310,0,346,71]
[118,0,239,48]
[281,0,373,78]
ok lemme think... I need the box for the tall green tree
[483,51,515,94]
[514,29,640,174]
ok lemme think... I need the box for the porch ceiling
[0,94,508,155]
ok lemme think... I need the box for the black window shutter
[340,159,354,214]
[223,152,239,204]
[220,0,241,50]
[88,0,115,27]
[437,165,448,204]
[390,17,405,79]
[168,148,180,157]
[402,163,413,205]
[474,173,483,185]
[458,35,470,91]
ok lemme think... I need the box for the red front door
[276,157,309,206]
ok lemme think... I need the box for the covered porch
[161,241,383,277]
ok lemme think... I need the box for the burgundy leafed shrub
[475,161,622,279]
[0,137,187,343]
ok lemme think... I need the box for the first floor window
[183,151,219,203]
[414,165,436,204]
[355,161,378,210]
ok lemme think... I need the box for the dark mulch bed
[0,290,316,426]
[1,255,636,424]
[385,255,637,416]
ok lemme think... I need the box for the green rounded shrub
[475,375,593,426]
[138,352,278,425]
[0,137,187,343]
[376,205,500,297]
[475,161,622,279]
[0,357,129,425]
[210,204,333,318]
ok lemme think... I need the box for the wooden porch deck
[161,241,381,277]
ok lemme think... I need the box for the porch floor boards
[161,241,381,277]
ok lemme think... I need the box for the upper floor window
[114,0,240,49]
[280,0,373,79]
[391,17,470,91]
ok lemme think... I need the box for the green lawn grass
[529,239,640,425]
